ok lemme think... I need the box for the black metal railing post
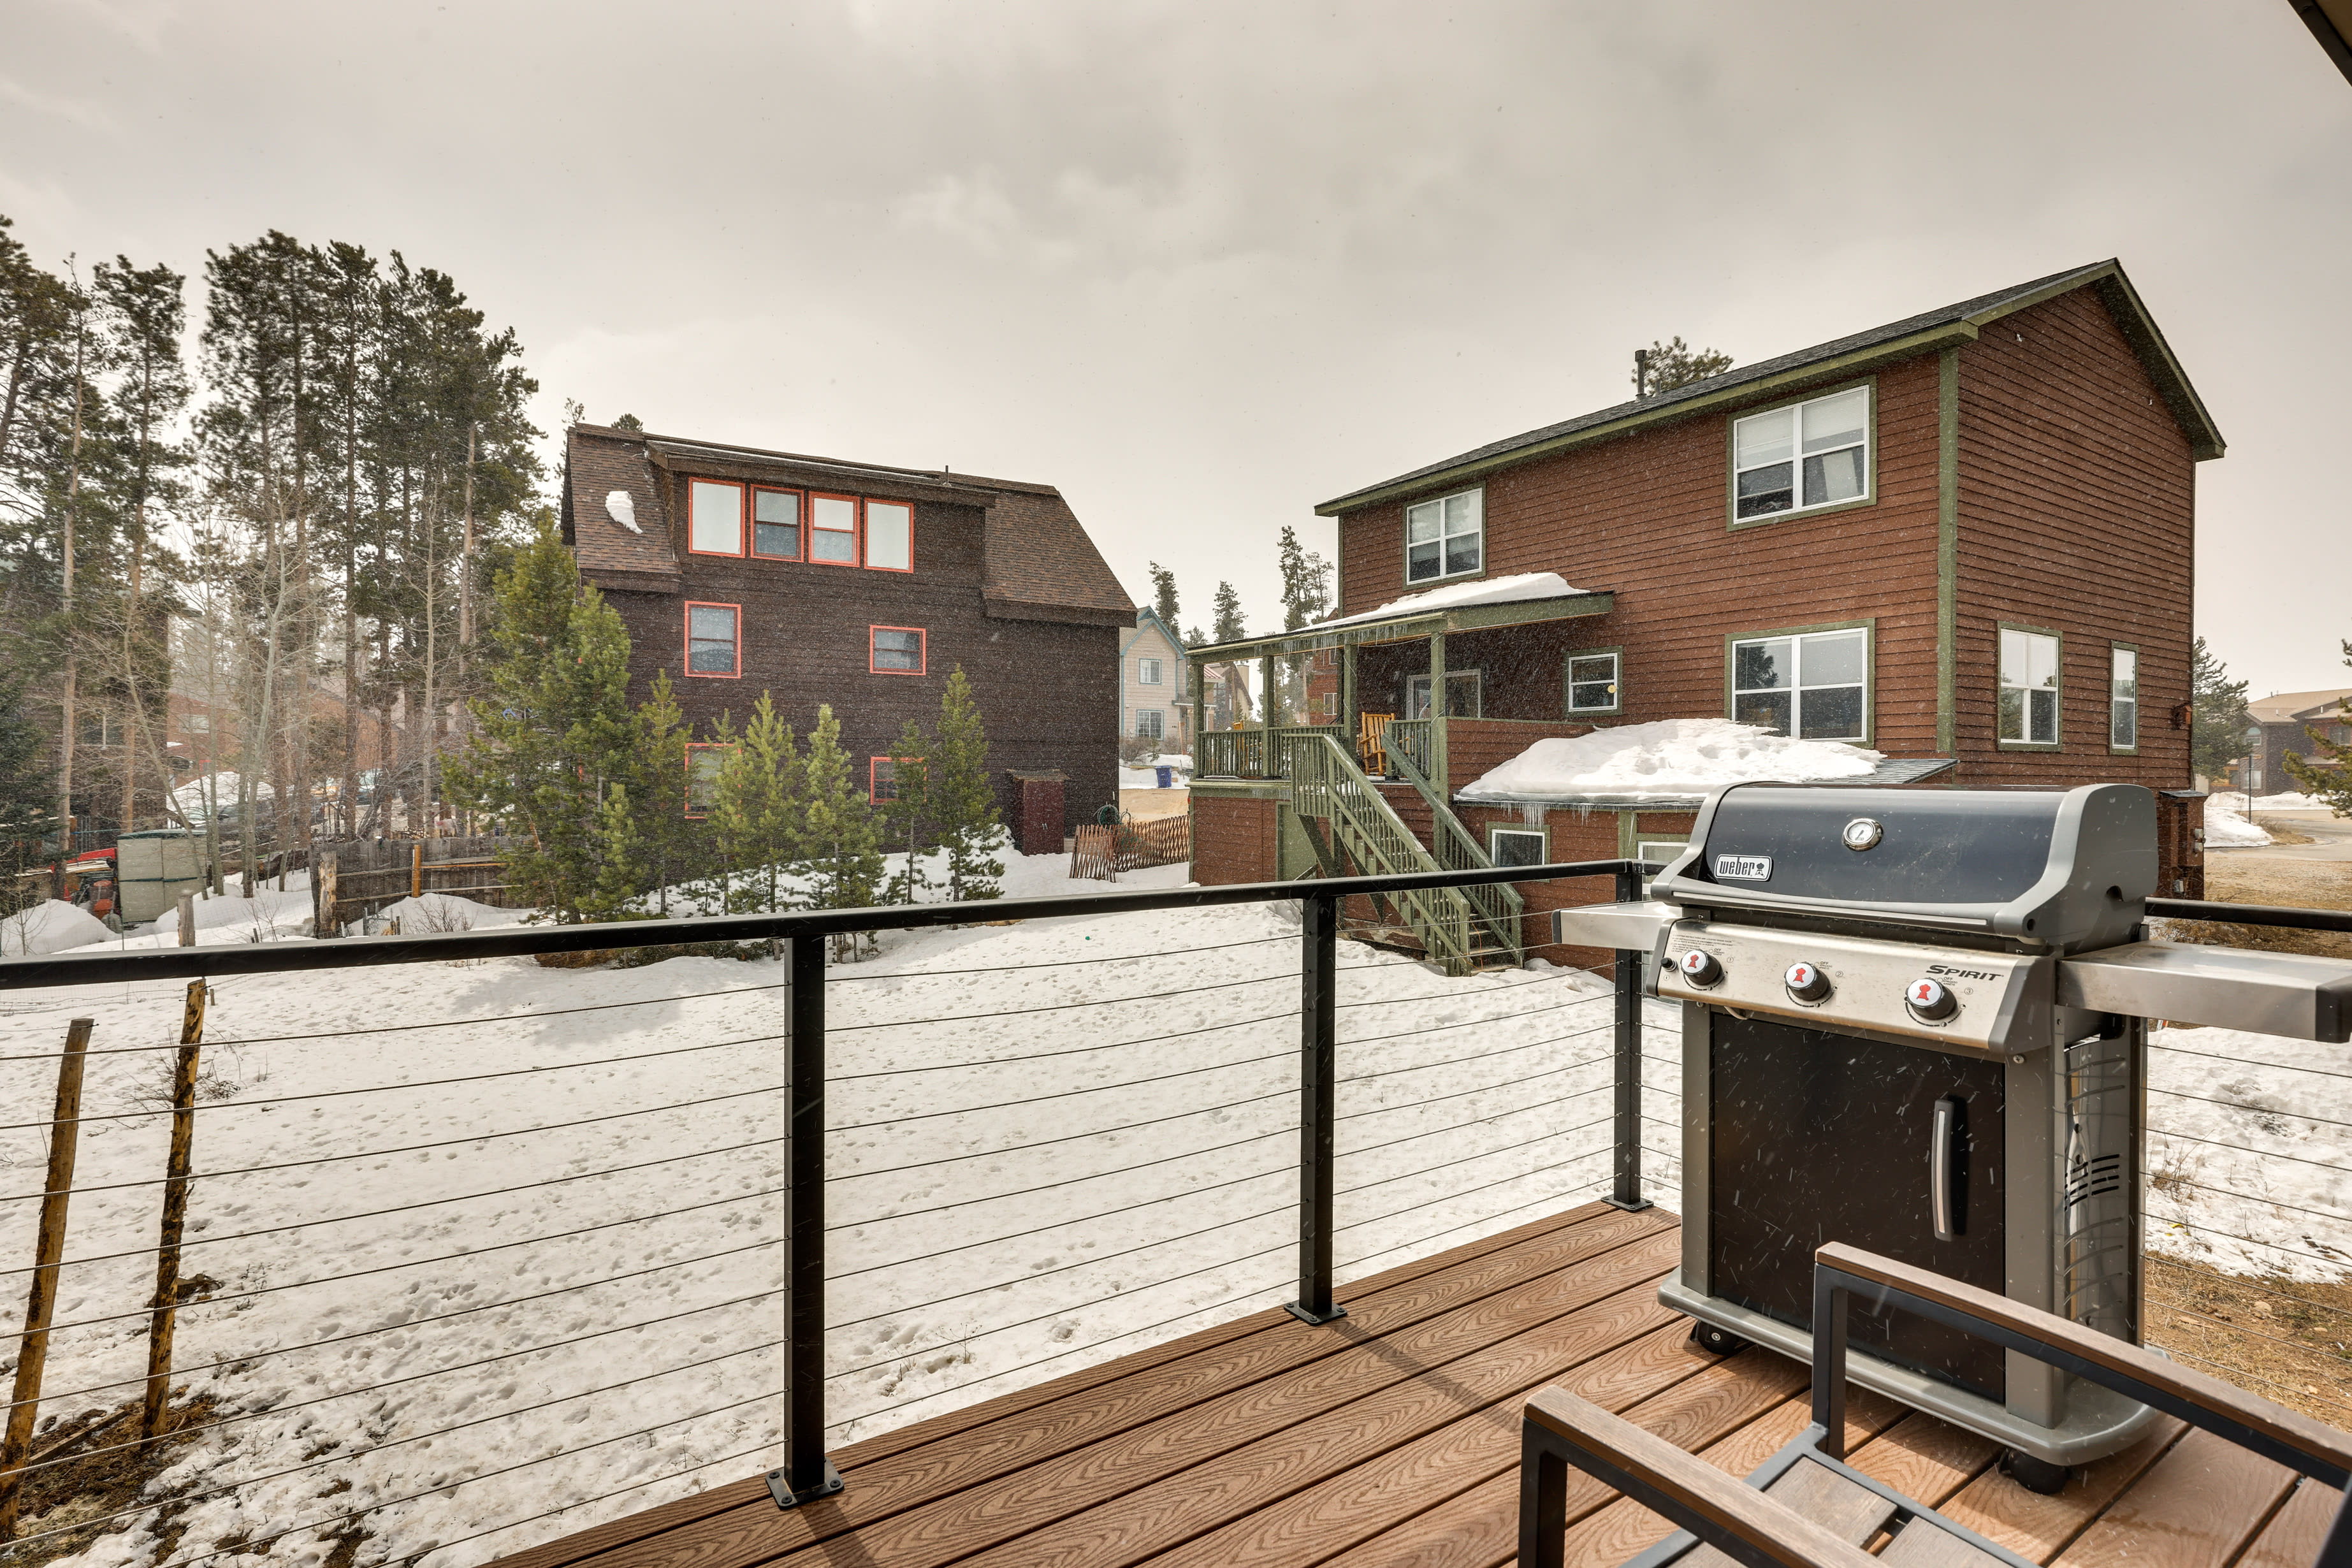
[1288,890,1347,1325]
[770,936,843,1509]
[1606,867,1651,1213]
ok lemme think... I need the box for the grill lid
[1648,783,2156,952]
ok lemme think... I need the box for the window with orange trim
[686,602,741,678]
[809,493,859,565]
[751,488,801,559]
[687,479,744,556]
[685,744,731,817]
[864,500,913,572]
[870,626,926,674]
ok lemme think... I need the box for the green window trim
[2108,640,2140,756]
[1721,617,1877,746]
[1565,646,1624,717]
[1725,376,1879,532]
[1996,621,2065,751]
[1400,484,1488,588]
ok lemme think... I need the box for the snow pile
[1320,571,1585,630]
[2251,791,2330,811]
[1460,718,1884,801]
[169,771,273,822]
[0,899,113,955]
[2203,802,2271,848]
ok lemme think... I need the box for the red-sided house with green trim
[1187,261,2221,972]
[565,423,1133,845]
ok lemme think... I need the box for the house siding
[1121,620,1189,744]
[1190,793,1281,885]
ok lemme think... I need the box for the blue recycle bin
[1154,765,1174,788]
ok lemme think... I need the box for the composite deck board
[502,1205,2328,1568]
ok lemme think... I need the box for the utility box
[1008,771,1066,857]
[116,829,209,924]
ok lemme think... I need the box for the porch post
[1340,642,1358,750]
[1428,631,1448,795]
[1189,655,1205,751]
[1259,651,1277,729]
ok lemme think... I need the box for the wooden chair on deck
[1358,711,1395,775]
[1519,1242,2352,1568]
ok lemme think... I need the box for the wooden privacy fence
[1068,816,1192,882]
[314,835,529,934]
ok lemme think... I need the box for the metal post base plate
[1603,1196,1655,1213]
[1284,1302,1349,1326]
[767,1460,845,1510]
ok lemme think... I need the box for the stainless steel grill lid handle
[1931,1094,1964,1241]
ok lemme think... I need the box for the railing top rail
[0,859,1648,989]
[2147,897,2352,935]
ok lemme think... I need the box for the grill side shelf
[2056,941,2352,1042]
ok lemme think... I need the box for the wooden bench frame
[1521,1242,2352,1568]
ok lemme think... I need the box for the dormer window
[1732,386,1869,521]
[1405,488,1482,583]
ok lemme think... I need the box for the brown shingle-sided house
[564,424,1132,842]
[1186,260,2223,969]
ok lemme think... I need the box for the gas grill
[1555,782,2352,1477]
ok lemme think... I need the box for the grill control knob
[1784,961,1832,1003]
[1905,977,1959,1022]
[1677,949,1724,988]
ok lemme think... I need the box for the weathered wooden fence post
[0,1018,94,1541]
[141,982,207,1441]
[176,889,196,948]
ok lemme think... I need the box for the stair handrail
[1289,735,1479,974]
[1380,739,1525,965]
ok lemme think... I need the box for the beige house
[1120,608,1191,751]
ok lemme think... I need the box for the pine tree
[800,703,885,954]
[1274,526,1332,723]
[1632,337,1734,397]
[584,782,645,922]
[711,693,800,914]
[2284,640,2352,818]
[1148,561,1181,628]
[0,669,57,903]
[933,667,1003,901]
[1207,580,1252,725]
[2189,637,2253,785]
[879,718,933,904]
[442,519,635,922]
[628,670,702,914]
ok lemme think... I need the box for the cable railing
[0,859,1660,1568]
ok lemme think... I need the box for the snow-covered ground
[2203,801,2273,847]
[0,863,1664,1568]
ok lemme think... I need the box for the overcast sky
[6,0,2347,696]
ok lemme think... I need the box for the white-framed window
[2000,628,2061,745]
[1405,488,1483,583]
[1138,657,1163,686]
[1731,627,1867,741]
[1136,709,1166,740]
[1408,669,1483,719]
[2109,646,2138,751]
[1567,651,1620,714]
[1732,386,1869,521]
[1488,827,1546,869]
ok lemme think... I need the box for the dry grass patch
[2144,1254,2352,1432]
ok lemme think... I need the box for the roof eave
[1189,590,1616,661]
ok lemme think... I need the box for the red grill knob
[1784,961,1832,1003]
[1906,977,1959,1022]
[1678,950,1724,988]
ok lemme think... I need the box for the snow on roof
[1318,571,1586,631]
[1457,718,1884,803]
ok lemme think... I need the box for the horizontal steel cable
[832,1045,1296,1133]
[830,1162,1295,1282]
[1334,1113,1615,1199]
[2158,1346,2352,1421]
[1340,1172,1612,1275]
[832,1235,1296,1385]
[4,1336,787,1551]
[0,1026,789,1131]
[826,1005,1300,1083]
[829,1194,1301,1333]
[23,1182,785,1339]
[1330,962,1607,1010]
[2147,1042,2352,1083]
[2142,1253,2352,1326]
[16,1280,787,1482]
[1335,1083,1609,1166]
[1337,1147,1611,1236]
[826,968,1298,1034]
[0,1077,789,1205]
[2149,1173,2351,1230]
[2149,1214,2352,1270]
[834,1088,1299,1182]
[828,929,1300,981]
[829,1122,1295,1233]
[2144,1295,2352,1367]
[2148,1128,2352,1180]
[0,1132,787,1281]
[2148,1085,2352,1133]
[6,1230,783,1416]
[187,976,792,1047]
[1338,1019,1613,1080]
[1336,992,1608,1052]
[1336,1056,1606,1126]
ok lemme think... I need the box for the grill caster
[2001,1450,2070,1495]
[1687,1319,1750,1356]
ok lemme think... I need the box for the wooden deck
[502,1203,2344,1568]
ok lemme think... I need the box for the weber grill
[1556,782,2352,1476]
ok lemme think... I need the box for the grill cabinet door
[1709,1014,2008,1399]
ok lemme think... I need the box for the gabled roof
[1124,606,1187,657]
[564,425,1133,625]
[1315,259,2223,517]
[2249,687,2352,723]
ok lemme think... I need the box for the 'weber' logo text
[1713,854,1773,882]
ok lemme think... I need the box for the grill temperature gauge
[1678,950,1724,987]
[1906,977,1959,1022]
[1784,961,1832,1003]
